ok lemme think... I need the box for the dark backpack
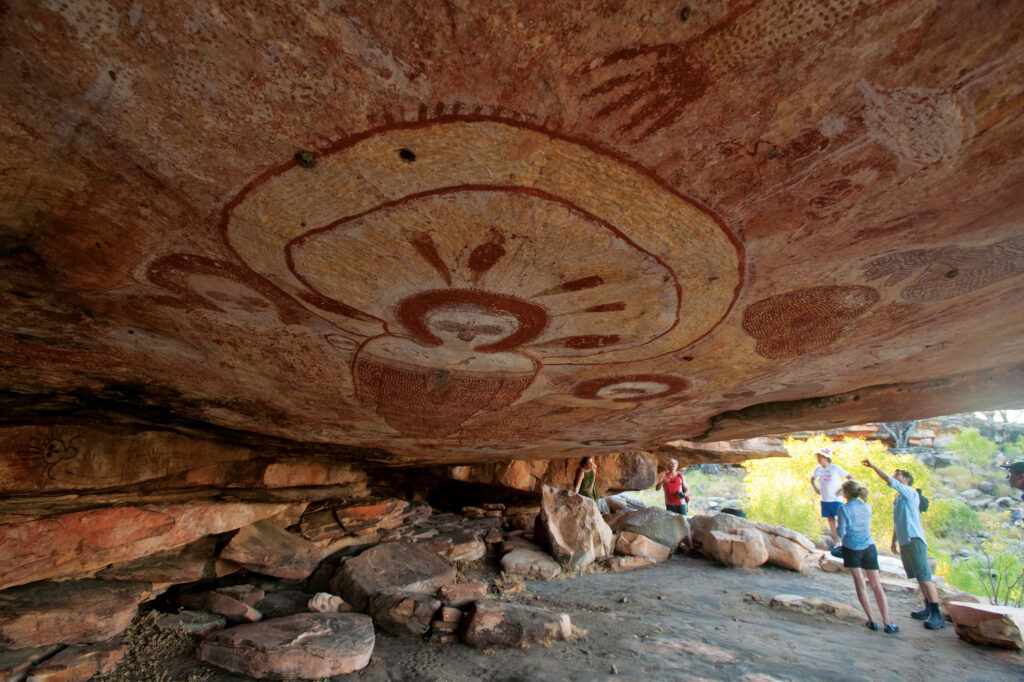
[916,488,929,512]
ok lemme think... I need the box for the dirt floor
[142,552,1024,682]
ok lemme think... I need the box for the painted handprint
[580,44,710,142]
[864,235,1024,302]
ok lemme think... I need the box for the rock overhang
[0,1,1022,464]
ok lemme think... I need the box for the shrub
[951,542,1024,607]
[948,428,999,467]
[743,435,930,544]
[925,498,980,539]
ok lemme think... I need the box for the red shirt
[662,473,685,504]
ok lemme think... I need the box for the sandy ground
[148,552,1024,682]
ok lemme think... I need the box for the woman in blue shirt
[837,480,898,633]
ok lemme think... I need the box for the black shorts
[842,543,879,570]
[666,504,687,516]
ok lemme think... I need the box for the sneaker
[884,623,899,634]
[865,621,878,631]
[910,605,929,620]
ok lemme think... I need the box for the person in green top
[573,457,598,500]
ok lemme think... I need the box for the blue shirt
[837,498,873,550]
[890,478,926,546]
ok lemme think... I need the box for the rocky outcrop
[23,639,126,682]
[447,451,657,496]
[461,600,572,648]
[534,485,613,570]
[0,580,156,648]
[199,613,375,679]
[330,541,456,612]
[946,601,1024,650]
[220,519,322,579]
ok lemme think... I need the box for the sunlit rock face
[1,1,1023,465]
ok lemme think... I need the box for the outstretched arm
[862,459,892,485]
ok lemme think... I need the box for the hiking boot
[924,603,945,630]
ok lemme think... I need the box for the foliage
[1005,435,1024,458]
[951,541,1024,607]
[743,434,931,544]
[948,428,999,467]
[924,498,980,539]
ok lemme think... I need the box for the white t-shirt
[812,463,849,503]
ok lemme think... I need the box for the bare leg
[920,580,939,603]
[827,516,840,543]
[866,570,891,625]
[851,567,874,623]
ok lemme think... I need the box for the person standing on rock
[573,457,598,501]
[862,458,945,630]
[810,447,853,549]
[656,458,689,515]
[838,479,898,633]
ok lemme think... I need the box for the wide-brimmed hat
[815,447,834,461]
[1002,461,1024,475]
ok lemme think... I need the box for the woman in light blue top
[837,480,897,633]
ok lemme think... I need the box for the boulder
[607,556,656,572]
[220,520,322,579]
[437,581,488,608]
[436,529,487,562]
[818,551,908,579]
[946,601,1024,650]
[500,548,562,580]
[501,535,542,555]
[25,638,125,682]
[308,592,351,613]
[0,580,154,648]
[534,485,613,570]
[367,592,441,636]
[615,532,671,563]
[461,600,571,648]
[330,541,456,612]
[603,494,649,513]
[155,610,227,636]
[178,591,262,624]
[605,507,689,549]
[704,528,769,569]
[690,514,813,572]
[199,613,374,679]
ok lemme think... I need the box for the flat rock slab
[156,610,227,636]
[0,580,153,648]
[178,590,261,624]
[766,594,861,623]
[25,638,125,682]
[606,508,689,549]
[461,599,571,648]
[0,645,63,682]
[220,520,322,579]
[330,541,456,612]
[615,532,671,562]
[437,581,487,608]
[946,601,1024,649]
[500,548,562,580]
[199,613,374,679]
[607,556,656,572]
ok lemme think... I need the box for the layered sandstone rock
[199,613,375,679]
[534,485,613,570]
[220,519,322,579]
[605,507,690,549]
[691,514,814,572]
[500,548,563,580]
[703,528,770,569]
[367,592,442,636]
[946,601,1024,650]
[614,532,672,563]
[24,639,126,682]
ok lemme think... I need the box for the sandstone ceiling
[1,1,1023,464]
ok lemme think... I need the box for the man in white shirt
[810,447,853,547]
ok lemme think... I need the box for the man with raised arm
[862,458,944,630]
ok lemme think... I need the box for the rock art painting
[864,236,1024,302]
[742,286,879,360]
[220,117,742,439]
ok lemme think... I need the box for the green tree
[948,428,999,467]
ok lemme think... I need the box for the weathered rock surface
[367,592,442,636]
[220,520,322,579]
[501,535,542,555]
[24,638,126,682]
[534,485,613,570]
[0,580,153,648]
[308,592,351,613]
[500,548,563,580]
[0,645,64,682]
[448,452,657,497]
[199,613,374,679]
[704,528,770,569]
[615,532,671,563]
[330,541,456,612]
[178,590,262,624]
[461,600,572,648]
[607,556,657,572]
[0,502,296,590]
[96,537,233,584]
[437,581,488,609]
[606,507,690,550]
[763,593,862,623]
[946,601,1024,650]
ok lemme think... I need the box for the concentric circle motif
[222,117,741,438]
